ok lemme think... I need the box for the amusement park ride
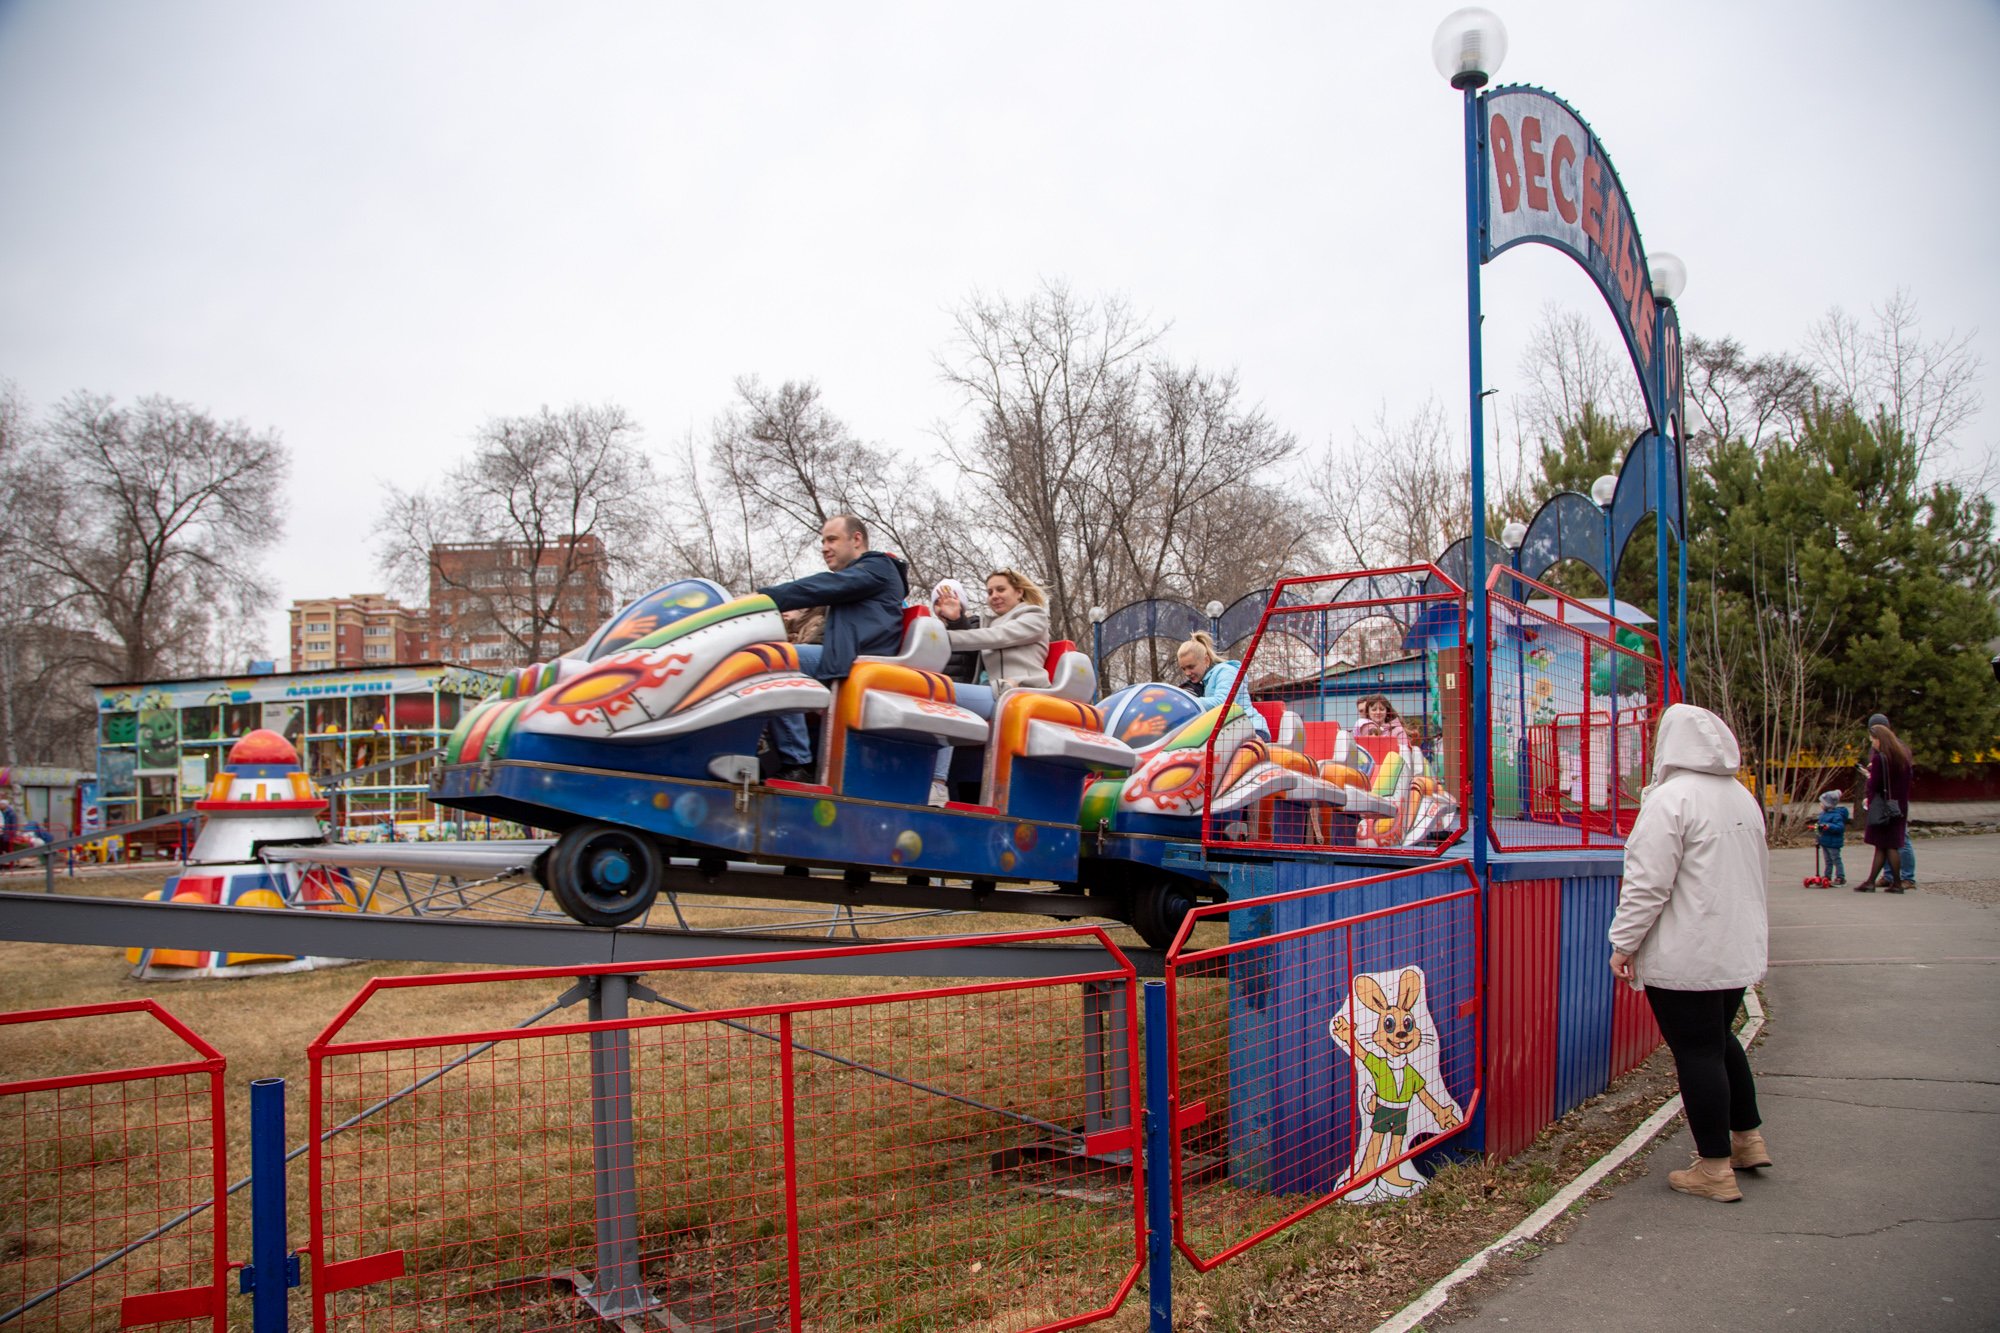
[419,578,1463,949]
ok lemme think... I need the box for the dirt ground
[1095,1046,1685,1333]
[0,861,1882,1332]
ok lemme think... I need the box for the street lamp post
[1591,472,1620,833]
[1649,252,1689,692]
[1088,605,1107,688]
[1434,6,1507,874]
[1501,519,1528,821]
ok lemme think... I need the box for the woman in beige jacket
[1609,704,1770,1202]
[927,570,1052,804]
[946,570,1053,706]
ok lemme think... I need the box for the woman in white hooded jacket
[1609,704,1771,1202]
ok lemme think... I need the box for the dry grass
[0,863,1178,1330]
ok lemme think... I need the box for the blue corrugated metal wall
[1553,873,1621,1119]
[1219,859,1478,1192]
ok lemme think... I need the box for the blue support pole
[1677,530,1689,688]
[1143,981,1174,1333]
[1461,84,1491,879]
[243,1077,300,1332]
[1653,305,1672,681]
[1603,506,1618,813]
[1092,618,1104,692]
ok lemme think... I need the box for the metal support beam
[1082,980,1132,1139]
[580,975,656,1321]
[0,891,1164,978]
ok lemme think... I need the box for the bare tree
[13,392,285,685]
[1516,304,1646,448]
[1805,291,1984,472]
[378,402,660,663]
[936,281,1159,637]
[1690,541,1847,844]
[658,428,759,589]
[0,383,100,764]
[715,378,881,542]
[1309,400,1471,568]
[1682,333,1816,456]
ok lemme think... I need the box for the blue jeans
[932,682,995,782]
[1900,835,1916,883]
[769,644,824,766]
[1820,843,1845,880]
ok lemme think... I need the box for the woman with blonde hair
[1177,630,1267,736]
[929,569,1052,803]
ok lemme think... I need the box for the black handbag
[1867,796,1903,827]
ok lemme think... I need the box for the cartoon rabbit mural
[1327,965,1464,1200]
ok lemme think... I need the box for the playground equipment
[429,580,1403,946]
[124,730,366,979]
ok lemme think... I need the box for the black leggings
[1645,986,1760,1160]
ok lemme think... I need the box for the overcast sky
[2,0,1996,667]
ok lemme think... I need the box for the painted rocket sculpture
[127,729,365,980]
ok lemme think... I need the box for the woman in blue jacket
[1176,631,1267,736]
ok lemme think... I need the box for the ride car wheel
[1131,880,1195,952]
[545,823,664,927]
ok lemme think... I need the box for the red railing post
[778,1011,803,1333]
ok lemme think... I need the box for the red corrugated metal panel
[1482,876,1561,1159]
[1609,972,1662,1078]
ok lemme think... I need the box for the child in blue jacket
[1814,789,1849,884]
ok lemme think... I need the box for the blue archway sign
[1482,87,1683,436]
[1454,61,1691,866]
[1473,84,1689,684]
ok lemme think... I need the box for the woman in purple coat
[1857,722,1915,893]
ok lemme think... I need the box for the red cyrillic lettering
[1488,113,1521,213]
[1581,153,1606,247]
[1522,117,1549,211]
[1616,213,1641,305]
[1633,286,1656,363]
[1551,135,1578,223]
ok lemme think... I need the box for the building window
[304,620,331,633]
[364,625,392,637]
[363,644,392,660]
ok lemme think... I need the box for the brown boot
[1730,1129,1773,1169]
[1668,1154,1742,1202]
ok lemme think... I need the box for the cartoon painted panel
[1327,966,1464,1201]
[136,708,179,770]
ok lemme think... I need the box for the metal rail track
[0,890,1164,978]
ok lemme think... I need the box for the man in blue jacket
[759,514,909,781]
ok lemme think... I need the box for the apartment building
[427,535,616,667]
[288,593,432,671]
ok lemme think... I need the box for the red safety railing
[0,1001,228,1330]
[1203,566,1470,858]
[1163,863,1482,1270]
[308,930,1144,1331]
[1487,569,1665,852]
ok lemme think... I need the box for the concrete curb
[1372,987,1768,1333]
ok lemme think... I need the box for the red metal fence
[0,1001,228,1330]
[308,931,1145,1331]
[1204,566,1470,858]
[1163,864,1482,1270]
[1487,568,1665,851]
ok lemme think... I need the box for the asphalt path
[1443,833,2000,1331]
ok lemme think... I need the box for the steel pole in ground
[1461,82,1492,880]
[1144,980,1173,1333]
[583,973,655,1320]
[246,1078,299,1333]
